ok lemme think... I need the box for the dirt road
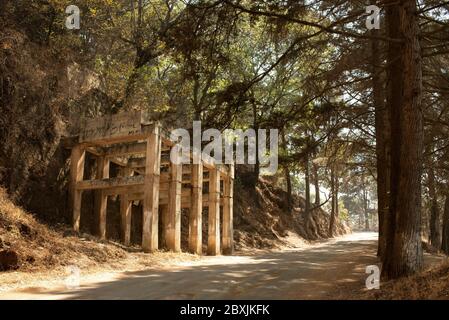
[0,232,379,299]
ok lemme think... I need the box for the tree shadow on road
[38,235,379,300]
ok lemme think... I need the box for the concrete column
[166,148,182,252]
[189,163,203,254]
[70,145,85,232]
[208,167,220,255]
[142,125,161,253]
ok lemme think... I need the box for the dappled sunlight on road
[0,232,379,300]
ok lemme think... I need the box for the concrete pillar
[96,156,110,239]
[166,148,182,252]
[189,163,203,254]
[208,167,220,255]
[120,167,132,245]
[222,165,234,254]
[70,145,85,232]
[142,125,161,253]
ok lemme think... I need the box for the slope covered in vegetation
[0,188,127,272]
[234,176,349,250]
[365,261,449,300]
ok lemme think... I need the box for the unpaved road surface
[0,232,379,299]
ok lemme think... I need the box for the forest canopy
[1,0,449,281]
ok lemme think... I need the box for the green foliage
[4,0,448,229]
[338,201,349,222]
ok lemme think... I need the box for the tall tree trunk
[253,102,260,188]
[335,170,339,218]
[329,165,336,237]
[305,152,311,218]
[441,196,449,255]
[285,166,292,210]
[359,212,363,230]
[313,163,320,206]
[364,211,370,231]
[382,0,423,280]
[363,179,370,231]
[372,25,389,260]
[428,167,441,249]
[192,77,202,121]
[123,0,147,107]
[281,131,293,210]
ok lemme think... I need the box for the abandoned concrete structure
[67,111,234,255]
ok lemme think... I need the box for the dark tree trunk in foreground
[285,165,293,210]
[253,104,260,188]
[281,131,293,210]
[372,27,389,260]
[428,167,441,249]
[335,172,339,219]
[329,165,337,237]
[361,174,369,230]
[304,152,311,217]
[441,196,449,255]
[382,0,423,280]
[363,184,370,231]
[313,163,320,206]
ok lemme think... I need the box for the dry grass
[0,188,203,291]
[0,189,199,273]
[0,188,128,272]
[361,260,449,300]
